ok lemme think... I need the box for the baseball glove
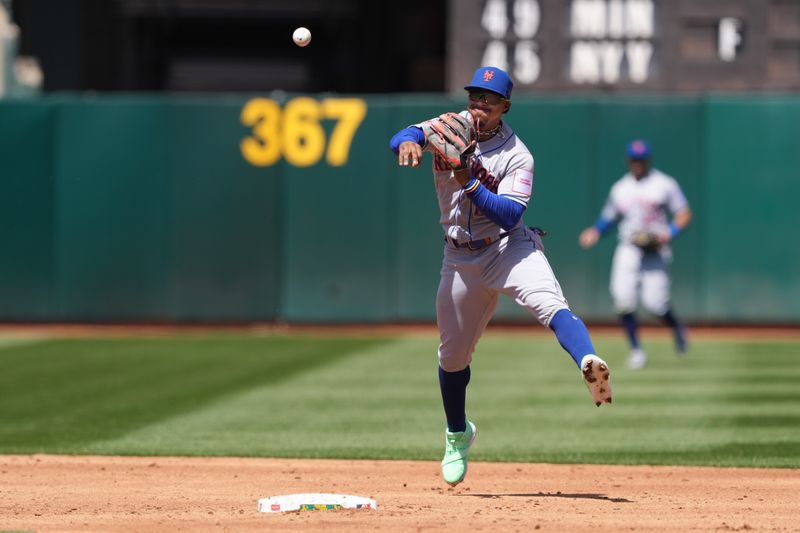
[420,112,477,170]
[631,231,661,251]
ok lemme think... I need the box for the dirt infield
[2,455,798,532]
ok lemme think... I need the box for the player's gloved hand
[420,112,478,170]
[398,141,424,167]
[631,231,661,251]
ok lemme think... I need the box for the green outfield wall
[0,94,798,323]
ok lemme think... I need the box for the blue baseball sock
[620,312,641,349]
[660,308,679,328]
[549,308,597,367]
[438,366,470,433]
[660,309,687,352]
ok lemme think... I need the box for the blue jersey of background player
[389,66,613,487]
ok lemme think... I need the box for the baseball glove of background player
[631,231,661,251]
[420,112,477,170]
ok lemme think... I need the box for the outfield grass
[0,331,798,467]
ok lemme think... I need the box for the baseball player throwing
[579,140,692,369]
[389,66,612,487]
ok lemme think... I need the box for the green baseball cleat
[441,420,477,486]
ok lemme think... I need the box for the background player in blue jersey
[389,66,613,487]
[579,140,692,369]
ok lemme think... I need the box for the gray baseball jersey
[419,111,535,244]
[600,168,688,245]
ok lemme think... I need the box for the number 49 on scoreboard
[480,0,542,85]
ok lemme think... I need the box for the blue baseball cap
[626,139,651,160]
[464,66,513,99]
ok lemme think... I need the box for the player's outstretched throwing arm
[390,126,426,167]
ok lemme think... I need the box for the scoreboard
[448,0,800,93]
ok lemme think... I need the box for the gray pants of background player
[437,226,570,372]
[610,243,672,316]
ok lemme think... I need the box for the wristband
[593,217,613,235]
[668,223,681,238]
[463,178,480,194]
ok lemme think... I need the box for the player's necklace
[478,122,502,140]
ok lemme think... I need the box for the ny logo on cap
[631,141,646,153]
[483,70,494,81]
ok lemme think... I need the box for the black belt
[445,226,547,251]
[446,231,513,251]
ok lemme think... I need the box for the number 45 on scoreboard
[240,97,367,168]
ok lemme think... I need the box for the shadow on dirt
[457,492,632,503]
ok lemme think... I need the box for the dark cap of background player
[464,67,513,99]
[626,139,651,160]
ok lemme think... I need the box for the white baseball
[293,27,311,47]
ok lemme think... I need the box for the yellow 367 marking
[240,97,367,168]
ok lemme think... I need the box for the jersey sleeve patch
[510,168,534,196]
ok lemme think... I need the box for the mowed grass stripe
[0,333,798,467]
[0,337,47,349]
[81,338,440,457]
[474,335,800,467]
[0,335,388,452]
